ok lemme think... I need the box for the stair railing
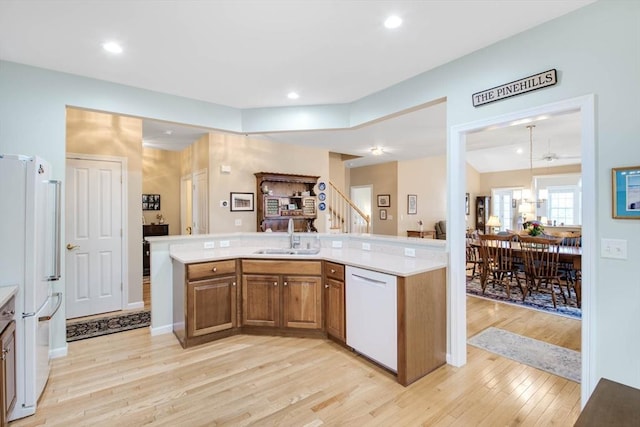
[327,181,370,234]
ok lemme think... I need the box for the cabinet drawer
[188,260,236,281]
[324,262,344,280]
[242,259,321,275]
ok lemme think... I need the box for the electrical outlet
[362,242,371,251]
[404,247,416,257]
[332,241,343,248]
[234,219,242,226]
[203,241,215,249]
[219,240,230,248]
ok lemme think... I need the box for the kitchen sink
[253,248,321,255]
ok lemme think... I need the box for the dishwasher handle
[350,273,388,286]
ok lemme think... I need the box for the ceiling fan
[538,138,581,163]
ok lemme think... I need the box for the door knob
[66,243,80,250]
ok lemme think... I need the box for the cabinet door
[324,278,345,342]
[242,275,280,327]
[187,276,237,337]
[283,275,322,329]
[1,321,16,424]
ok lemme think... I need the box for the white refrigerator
[0,154,62,421]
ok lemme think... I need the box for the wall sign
[472,69,557,107]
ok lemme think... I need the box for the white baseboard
[127,301,144,310]
[150,324,172,336]
[50,344,68,359]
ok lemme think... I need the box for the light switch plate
[362,242,371,251]
[601,238,627,259]
[203,241,215,249]
[332,241,343,248]
[219,240,230,248]
[404,247,416,257]
[234,219,242,226]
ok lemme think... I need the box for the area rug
[466,277,581,320]
[66,310,151,342]
[468,327,581,383]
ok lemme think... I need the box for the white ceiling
[0,0,591,171]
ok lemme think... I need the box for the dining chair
[518,235,567,308]
[465,231,482,280]
[545,230,582,307]
[478,233,523,299]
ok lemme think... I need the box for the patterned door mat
[66,310,151,342]
[468,327,581,383]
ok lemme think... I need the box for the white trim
[448,94,595,407]
[49,344,68,359]
[126,301,144,310]
[150,324,173,336]
[65,153,129,313]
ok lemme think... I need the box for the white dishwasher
[345,265,397,372]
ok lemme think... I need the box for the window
[547,187,580,225]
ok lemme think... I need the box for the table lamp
[486,215,501,234]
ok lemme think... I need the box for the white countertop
[170,246,446,277]
[0,286,18,308]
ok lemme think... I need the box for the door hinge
[121,282,123,291]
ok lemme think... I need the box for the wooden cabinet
[475,196,490,234]
[143,224,169,276]
[324,261,345,342]
[173,259,238,348]
[241,260,322,330]
[255,172,319,233]
[0,296,16,427]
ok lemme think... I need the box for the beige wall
[142,147,181,234]
[479,164,581,197]
[208,132,330,233]
[65,108,143,305]
[350,161,398,235]
[329,152,348,194]
[397,155,447,236]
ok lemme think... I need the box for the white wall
[1,0,638,391]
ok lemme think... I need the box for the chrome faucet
[288,218,299,248]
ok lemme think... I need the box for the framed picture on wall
[612,166,640,218]
[230,192,255,212]
[465,193,470,215]
[377,194,390,207]
[379,209,387,220]
[142,194,161,211]
[407,194,417,214]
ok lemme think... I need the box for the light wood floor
[13,296,581,426]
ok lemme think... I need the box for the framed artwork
[142,194,161,211]
[230,192,254,212]
[465,193,470,215]
[612,166,640,219]
[379,209,387,220]
[377,194,390,207]
[407,194,417,214]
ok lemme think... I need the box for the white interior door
[65,157,122,319]
[180,175,193,235]
[192,169,208,235]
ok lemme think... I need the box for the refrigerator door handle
[46,180,62,281]
[38,292,62,322]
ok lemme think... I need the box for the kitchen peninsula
[148,232,447,386]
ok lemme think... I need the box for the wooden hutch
[255,172,320,232]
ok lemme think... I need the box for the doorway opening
[449,95,595,405]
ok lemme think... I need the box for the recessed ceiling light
[164,130,173,135]
[102,42,123,54]
[287,91,300,100]
[371,147,384,156]
[384,15,402,29]
[516,148,524,154]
